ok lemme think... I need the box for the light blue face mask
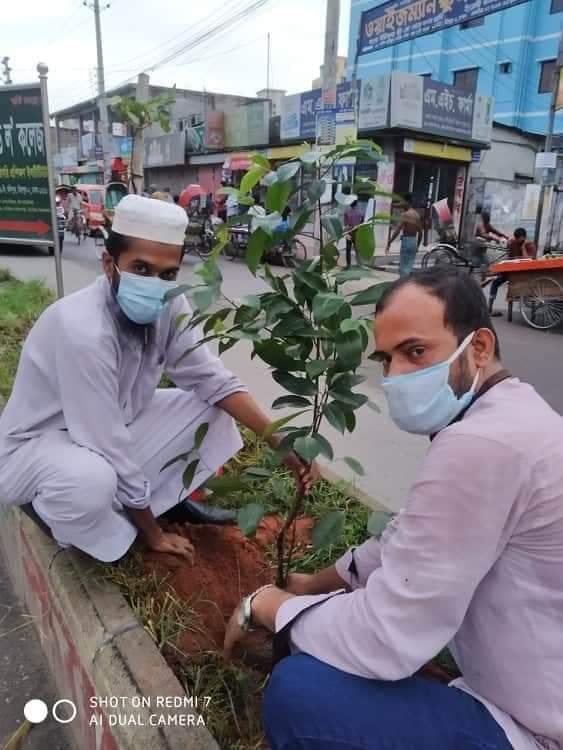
[382,332,480,435]
[114,269,178,325]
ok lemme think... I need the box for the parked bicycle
[422,238,507,280]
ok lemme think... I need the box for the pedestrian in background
[488,228,536,317]
[385,193,422,276]
[344,200,364,269]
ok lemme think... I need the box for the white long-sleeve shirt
[277,379,563,750]
[0,276,246,509]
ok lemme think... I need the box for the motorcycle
[224,223,307,268]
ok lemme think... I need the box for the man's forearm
[216,391,280,447]
[126,507,163,545]
[388,228,400,245]
[308,565,349,594]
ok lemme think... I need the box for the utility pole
[130,72,149,195]
[1,57,12,85]
[534,29,563,253]
[322,0,340,110]
[85,0,112,183]
[266,32,270,100]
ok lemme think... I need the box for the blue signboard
[422,79,473,139]
[300,88,322,139]
[359,0,529,55]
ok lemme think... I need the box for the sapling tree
[166,140,393,586]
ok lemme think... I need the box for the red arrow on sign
[0,219,51,235]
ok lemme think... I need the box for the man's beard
[451,351,475,398]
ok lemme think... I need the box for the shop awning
[223,153,256,171]
[403,138,471,163]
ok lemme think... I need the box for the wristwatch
[236,584,275,631]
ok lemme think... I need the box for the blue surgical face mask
[114,268,178,325]
[382,332,480,435]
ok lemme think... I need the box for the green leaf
[254,341,303,372]
[334,267,376,283]
[164,284,192,302]
[349,282,392,307]
[335,191,358,206]
[323,402,346,434]
[263,408,310,439]
[300,150,321,165]
[182,459,200,490]
[366,399,381,413]
[335,329,363,365]
[246,227,269,275]
[340,318,362,334]
[354,224,376,262]
[322,242,340,271]
[293,436,321,462]
[307,179,326,203]
[313,292,346,322]
[293,269,328,293]
[160,452,190,473]
[219,338,237,355]
[240,166,265,196]
[306,360,331,378]
[290,207,312,236]
[344,408,356,432]
[314,433,334,460]
[203,309,230,334]
[193,422,209,451]
[272,395,312,409]
[330,390,368,410]
[367,511,395,539]
[206,475,249,494]
[312,510,345,550]
[262,170,278,187]
[237,503,266,537]
[242,467,273,478]
[265,179,292,213]
[252,154,271,170]
[272,370,317,396]
[344,456,365,476]
[192,287,218,312]
[321,214,343,241]
[276,161,301,182]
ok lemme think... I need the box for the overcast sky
[5,0,351,113]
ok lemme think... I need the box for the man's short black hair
[403,192,413,204]
[376,267,501,358]
[514,227,527,239]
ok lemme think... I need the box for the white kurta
[0,276,246,561]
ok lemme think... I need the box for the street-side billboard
[384,72,492,143]
[281,81,360,142]
[144,132,185,168]
[358,0,530,55]
[280,93,301,141]
[358,74,390,130]
[0,84,53,243]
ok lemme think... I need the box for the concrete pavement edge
[0,505,219,750]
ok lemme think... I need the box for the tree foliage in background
[110,91,175,193]
[167,140,393,586]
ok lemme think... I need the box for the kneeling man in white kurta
[0,195,313,562]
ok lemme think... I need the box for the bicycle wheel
[281,238,307,268]
[520,277,563,330]
[421,245,456,269]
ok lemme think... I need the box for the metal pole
[93,0,112,183]
[322,0,340,110]
[266,32,270,100]
[534,31,563,253]
[37,63,64,299]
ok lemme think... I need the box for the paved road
[1,235,562,512]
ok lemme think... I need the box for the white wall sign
[389,72,423,130]
[358,75,390,130]
[535,151,557,170]
[280,93,301,141]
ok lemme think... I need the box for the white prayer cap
[112,194,188,246]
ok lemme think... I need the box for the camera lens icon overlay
[23,699,77,724]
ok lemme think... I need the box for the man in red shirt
[489,227,536,317]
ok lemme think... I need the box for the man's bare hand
[282,451,320,495]
[285,572,316,595]
[146,530,194,561]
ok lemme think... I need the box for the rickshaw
[76,184,106,236]
[179,184,215,260]
[103,181,128,230]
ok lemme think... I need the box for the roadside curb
[0,504,219,750]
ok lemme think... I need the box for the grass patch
[0,270,53,401]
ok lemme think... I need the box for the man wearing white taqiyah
[0,195,314,562]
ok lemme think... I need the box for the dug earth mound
[143,516,314,658]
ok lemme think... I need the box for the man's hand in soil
[223,586,293,660]
[282,451,319,495]
[146,529,195,562]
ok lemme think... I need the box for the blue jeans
[399,236,418,277]
[263,654,513,750]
